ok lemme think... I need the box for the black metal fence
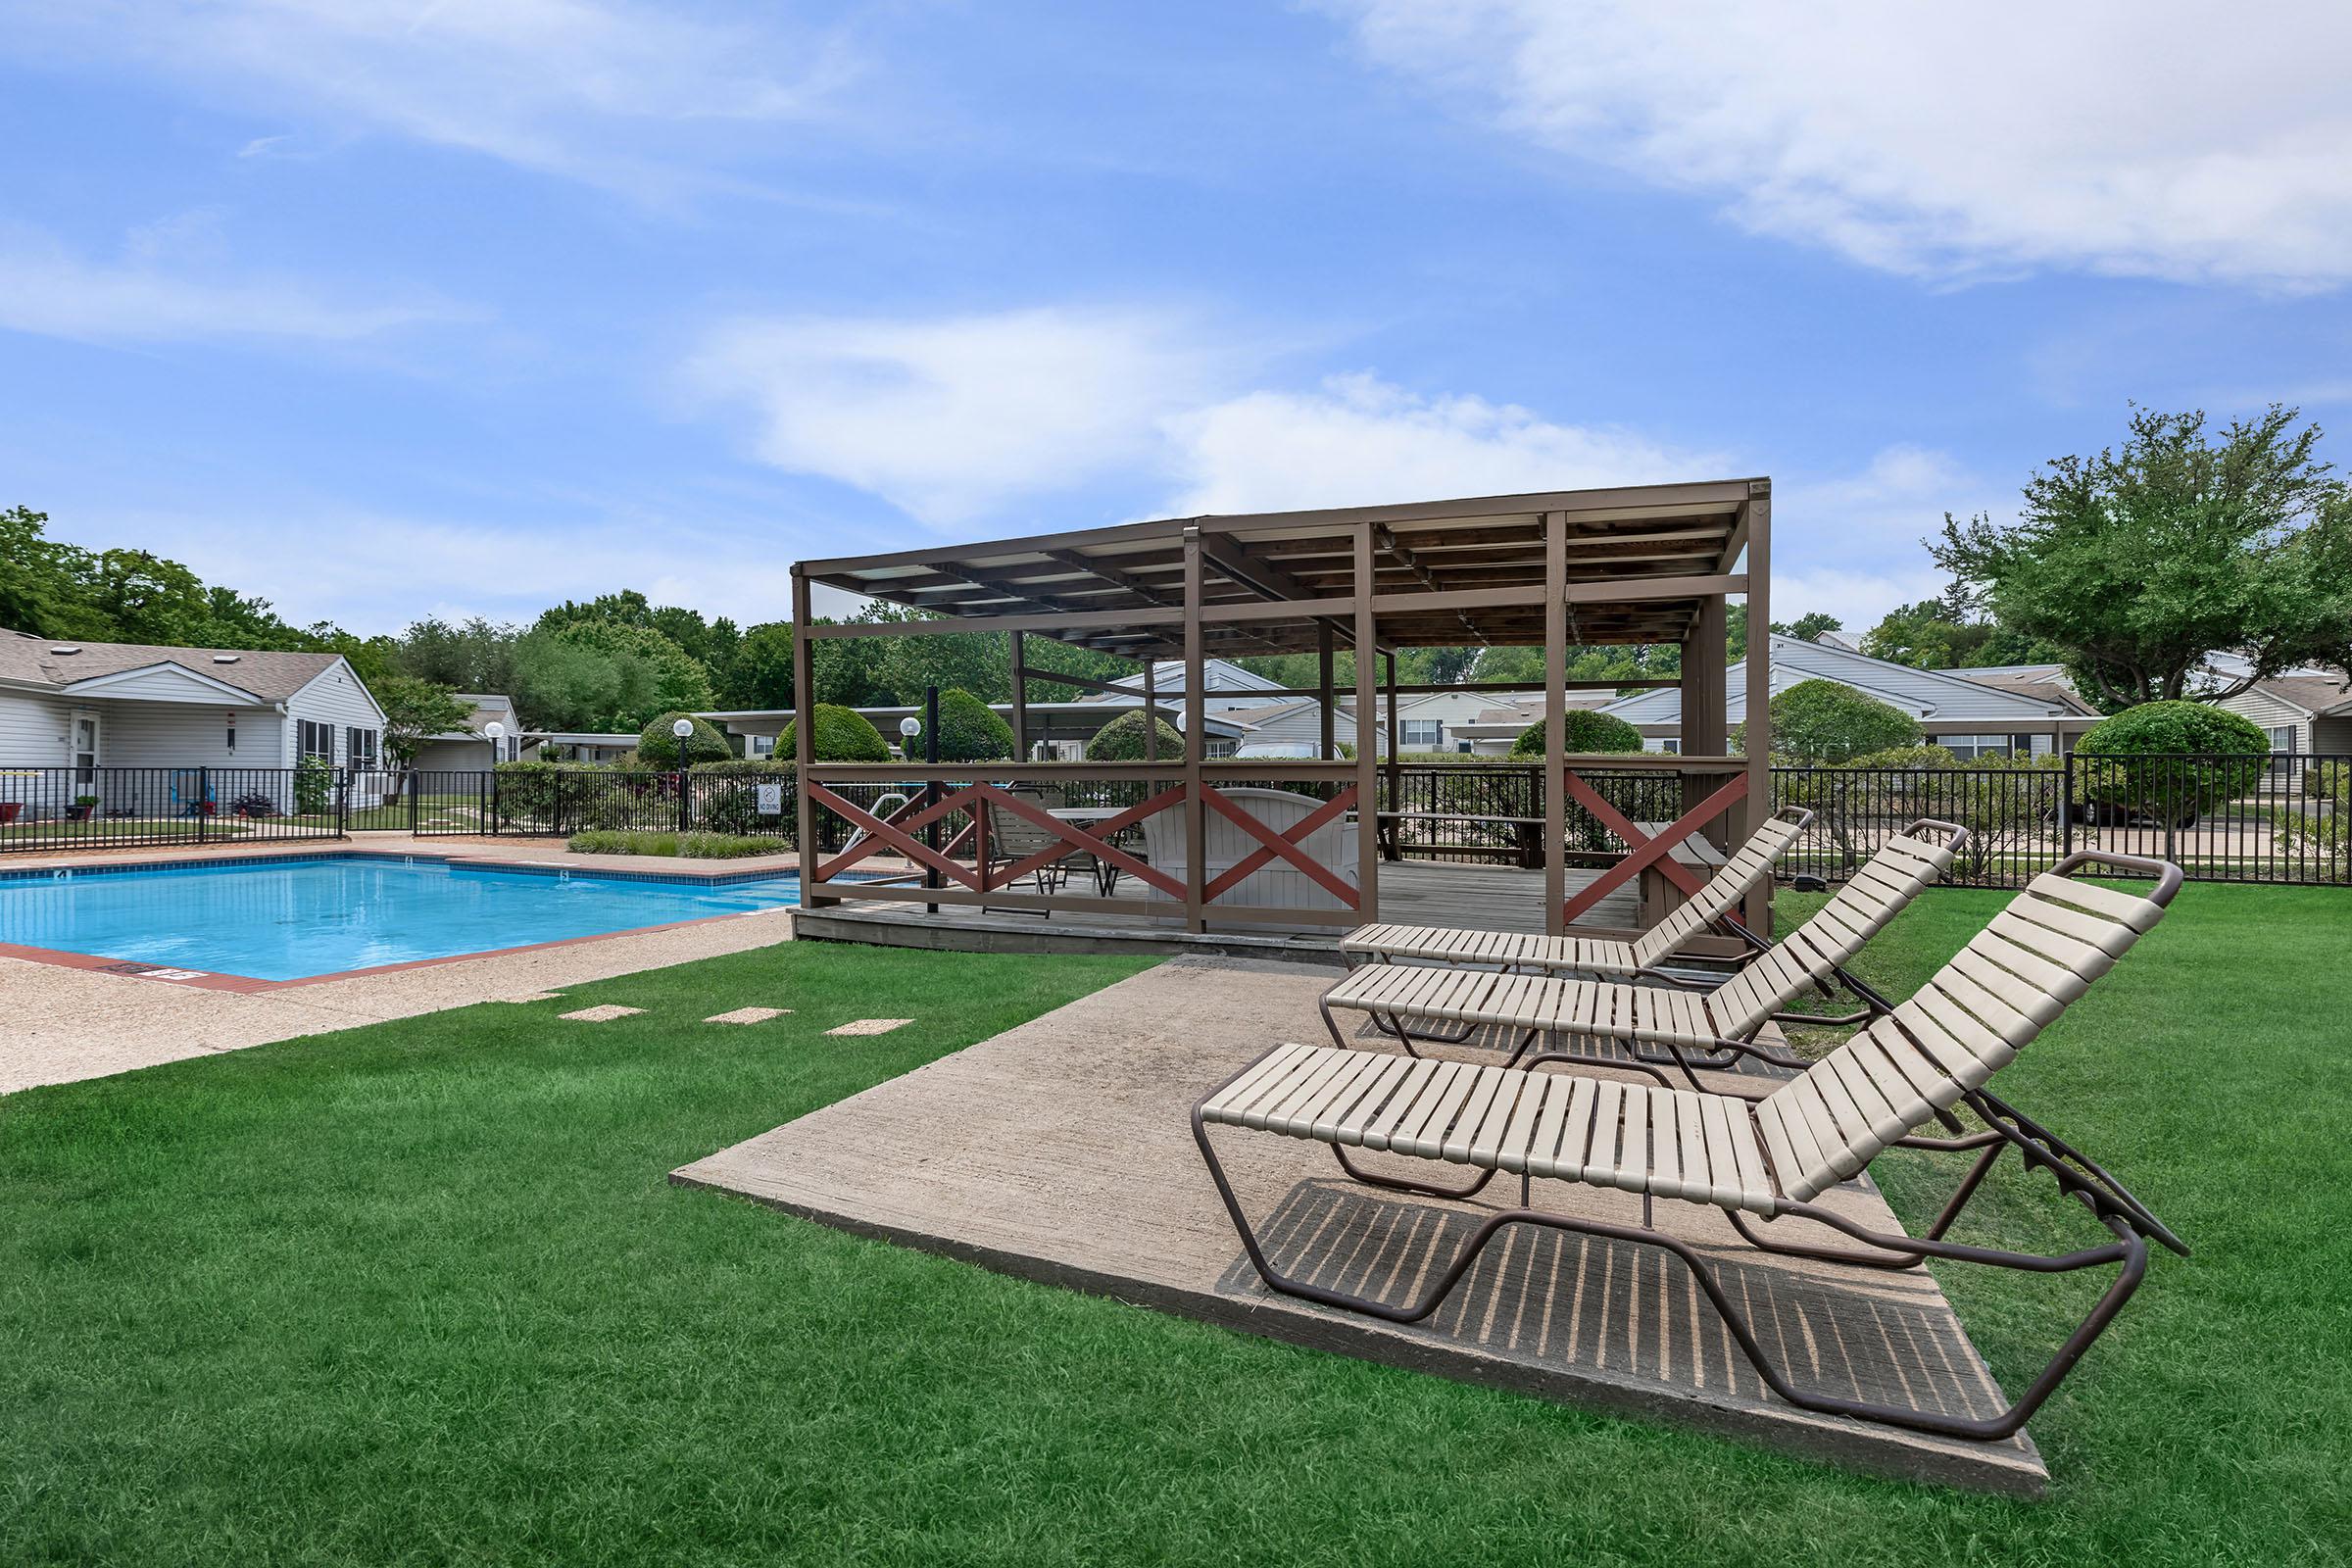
[1371,754,2348,889]
[0,764,359,854]
[9,755,2345,890]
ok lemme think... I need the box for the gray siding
[282,663,387,767]
[0,691,73,765]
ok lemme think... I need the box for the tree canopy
[1933,405,2352,709]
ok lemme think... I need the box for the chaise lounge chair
[1340,805,1813,984]
[1321,819,1967,1069]
[1194,851,2188,1441]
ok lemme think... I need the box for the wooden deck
[674,956,2044,1493]
[795,858,1634,960]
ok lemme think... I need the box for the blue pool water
[0,856,802,981]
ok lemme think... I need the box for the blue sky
[5,0,2350,637]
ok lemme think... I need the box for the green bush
[1741,678,1919,762]
[635,711,732,768]
[930,689,1015,761]
[1509,710,1645,757]
[1841,744,1961,770]
[564,829,789,859]
[1084,710,1185,761]
[688,759,796,839]
[2276,760,2350,870]
[2077,701,2270,816]
[489,760,564,823]
[778,704,891,762]
[293,756,332,815]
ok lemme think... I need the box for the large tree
[1934,405,2352,708]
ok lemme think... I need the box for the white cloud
[683,307,1235,526]
[1323,0,2352,287]
[9,0,851,187]
[1161,372,1706,514]
[0,225,464,343]
[1773,446,1996,630]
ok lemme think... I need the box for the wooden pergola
[790,478,1772,941]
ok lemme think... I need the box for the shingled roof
[0,627,345,705]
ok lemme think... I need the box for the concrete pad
[674,956,2047,1495]
[559,1004,645,1022]
[706,1006,790,1024]
[824,1017,912,1037]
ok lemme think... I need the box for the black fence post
[196,766,209,845]
[488,768,500,836]
[677,770,691,836]
[2060,754,2076,860]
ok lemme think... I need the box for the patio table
[1049,806,1140,896]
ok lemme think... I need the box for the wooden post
[1682,596,1730,846]
[1144,658,1158,762]
[1353,524,1381,924]
[1543,511,1567,937]
[791,566,828,906]
[1008,630,1029,761]
[1317,622,1336,760]
[1742,482,1773,937]
[1382,650,1401,862]
[1182,526,1205,933]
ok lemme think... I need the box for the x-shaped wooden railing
[1200,784,1359,906]
[807,779,1357,908]
[1558,768,1747,925]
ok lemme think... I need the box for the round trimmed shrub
[1759,679,1919,762]
[1084,710,1185,761]
[1509,710,1645,757]
[2076,701,2270,818]
[930,688,1015,761]
[636,710,731,768]
[779,703,891,762]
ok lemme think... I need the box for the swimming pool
[0,855,803,982]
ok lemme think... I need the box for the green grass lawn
[5,890,2350,1565]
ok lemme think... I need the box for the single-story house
[1598,633,2103,759]
[704,703,1251,762]
[0,627,385,817]
[2215,673,2352,785]
[533,732,642,765]
[407,694,532,771]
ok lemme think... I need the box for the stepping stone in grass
[705,1006,791,1025]
[825,1017,913,1037]
[560,1004,645,1022]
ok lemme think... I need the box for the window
[1649,737,1681,755]
[2267,724,2298,783]
[1400,719,1444,750]
[1942,733,2019,761]
[1204,738,1239,759]
[298,720,334,764]
[749,734,776,759]
[346,727,379,768]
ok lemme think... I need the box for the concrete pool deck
[0,838,818,1094]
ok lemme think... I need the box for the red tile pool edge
[0,847,807,992]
